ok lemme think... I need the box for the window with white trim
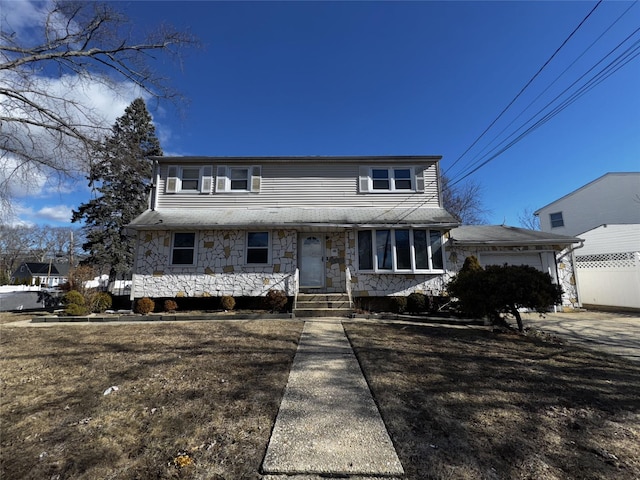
[247,231,270,264]
[166,166,213,194]
[171,232,196,265]
[216,165,262,192]
[357,229,444,272]
[550,212,564,228]
[359,166,424,193]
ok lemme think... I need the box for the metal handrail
[293,268,300,313]
[345,265,353,309]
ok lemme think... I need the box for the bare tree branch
[0,0,197,219]
[441,175,490,225]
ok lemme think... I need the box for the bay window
[357,229,445,272]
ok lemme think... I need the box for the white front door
[299,234,324,288]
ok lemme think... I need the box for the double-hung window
[360,166,423,193]
[180,167,200,191]
[172,233,196,265]
[166,166,213,194]
[550,212,564,228]
[247,232,269,264]
[230,168,249,191]
[216,166,262,192]
[370,168,413,191]
[358,229,444,272]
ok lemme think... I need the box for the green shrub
[407,292,428,313]
[164,299,178,312]
[90,292,112,313]
[264,289,288,312]
[447,261,562,331]
[63,290,88,316]
[220,295,236,310]
[63,290,85,306]
[135,297,155,314]
[65,303,89,316]
[390,296,407,313]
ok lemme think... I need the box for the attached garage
[447,225,583,308]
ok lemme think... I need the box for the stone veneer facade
[132,228,449,299]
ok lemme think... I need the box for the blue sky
[13,0,640,227]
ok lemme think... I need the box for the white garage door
[480,253,544,271]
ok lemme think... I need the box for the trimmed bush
[264,289,288,312]
[90,292,112,313]
[447,261,562,331]
[164,299,178,313]
[63,290,88,316]
[390,296,407,314]
[135,297,155,314]
[407,292,428,314]
[65,303,88,316]
[220,295,236,311]
[63,290,85,306]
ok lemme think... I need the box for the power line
[458,1,637,177]
[443,0,603,178]
[449,35,640,188]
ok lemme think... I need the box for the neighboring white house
[535,172,640,311]
[535,172,640,236]
[127,156,459,304]
[447,225,582,309]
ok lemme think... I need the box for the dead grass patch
[1,320,303,479]
[344,322,640,480]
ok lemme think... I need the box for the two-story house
[535,172,640,311]
[127,155,459,308]
[535,172,640,236]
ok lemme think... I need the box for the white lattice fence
[576,251,637,269]
[575,251,640,309]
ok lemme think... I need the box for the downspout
[149,158,159,211]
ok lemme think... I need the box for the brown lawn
[344,321,640,480]
[0,314,303,480]
[3,312,640,480]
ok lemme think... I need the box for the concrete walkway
[261,318,404,478]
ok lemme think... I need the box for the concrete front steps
[294,293,353,318]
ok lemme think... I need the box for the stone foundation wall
[556,247,580,309]
[132,229,297,298]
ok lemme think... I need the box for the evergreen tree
[72,98,162,281]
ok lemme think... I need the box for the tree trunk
[511,304,524,332]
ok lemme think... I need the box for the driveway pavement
[521,310,640,363]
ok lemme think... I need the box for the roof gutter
[127,221,461,232]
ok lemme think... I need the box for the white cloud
[0,0,48,40]
[34,205,73,223]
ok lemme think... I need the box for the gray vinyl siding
[156,162,441,209]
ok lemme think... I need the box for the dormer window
[166,166,213,194]
[230,168,249,191]
[372,169,390,190]
[181,168,200,191]
[359,166,424,193]
[216,166,262,193]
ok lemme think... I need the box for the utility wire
[459,1,637,175]
[443,0,603,178]
[449,36,640,188]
